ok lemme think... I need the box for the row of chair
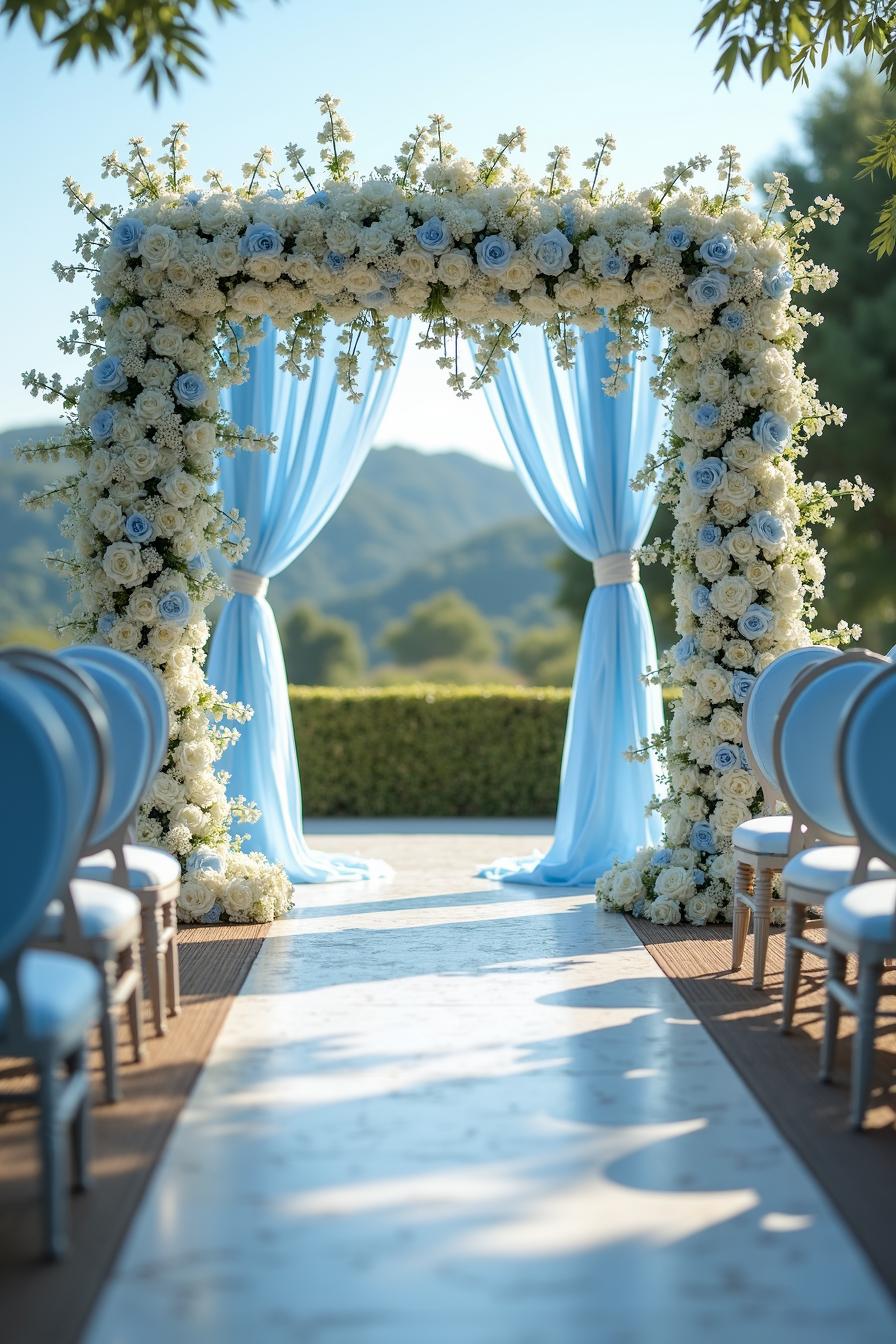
[0,645,182,1258]
[731,645,896,1128]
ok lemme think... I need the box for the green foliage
[1,0,252,99]
[511,624,579,686]
[382,590,499,666]
[762,67,896,649]
[290,685,569,816]
[695,0,896,256]
[280,601,366,687]
[369,658,521,685]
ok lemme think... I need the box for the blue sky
[0,0,845,462]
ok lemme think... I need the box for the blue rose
[183,190,202,206]
[110,215,145,256]
[663,224,691,250]
[693,869,706,887]
[532,227,573,276]
[239,222,284,258]
[674,635,698,665]
[690,821,717,854]
[94,296,112,317]
[688,458,727,497]
[201,902,223,925]
[732,671,756,704]
[475,235,515,275]
[601,252,629,279]
[690,584,712,616]
[173,372,207,408]
[415,217,452,254]
[92,356,128,394]
[361,289,391,307]
[738,603,775,641]
[157,590,192,625]
[90,408,116,442]
[688,270,730,308]
[699,233,737,267]
[324,250,346,274]
[749,510,787,550]
[97,612,116,636]
[697,524,721,547]
[261,188,285,201]
[186,846,226,875]
[718,305,745,332]
[378,269,401,290]
[763,264,793,299]
[694,402,720,429]
[751,410,791,453]
[124,512,154,544]
[712,743,739,773]
[653,848,673,867]
[304,190,329,207]
[186,553,208,575]
[739,747,749,770]
[632,895,646,918]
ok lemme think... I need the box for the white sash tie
[229,568,269,599]
[592,551,640,587]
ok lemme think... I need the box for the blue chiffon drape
[478,325,665,886]
[208,319,407,882]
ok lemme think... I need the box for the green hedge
[289,684,570,816]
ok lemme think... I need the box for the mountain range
[0,424,561,649]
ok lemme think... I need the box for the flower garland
[21,99,865,924]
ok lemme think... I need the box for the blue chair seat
[76,844,179,894]
[826,880,896,946]
[781,846,893,895]
[40,880,141,954]
[733,815,792,857]
[0,950,101,1049]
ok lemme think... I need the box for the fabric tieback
[592,551,640,587]
[229,568,269,600]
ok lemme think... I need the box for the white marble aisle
[87,826,895,1344]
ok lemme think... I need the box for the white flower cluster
[24,110,856,925]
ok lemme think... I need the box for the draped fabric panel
[478,325,665,886]
[208,319,407,881]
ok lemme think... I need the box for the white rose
[715,470,756,509]
[698,366,729,400]
[768,563,801,599]
[684,892,717,926]
[118,307,150,340]
[153,504,184,537]
[160,469,201,508]
[436,249,473,287]
[724,639,754,669]
[718,769,757,803]
[135,387,173,426]
[714,799,752,831]
[666,813,691,846]
[555,276,594,310]
[150,771,182,810]
[744,559,772,589]
[151,326,185,359]
[87,450,115,488]
[128,588,159,624]
[681,793,708,822]
[139,224,179,271]
[609,866,645,910]
[695,545,729,581]
[710,706,743,743]
[654,865,693,901]
[90,498,125,539]
[648,896,683,926]
[149,624,183,657]
[223,876,256,919]
[710,574,755,619]
[178,876,218,921]
[177,738,214,774]
[696,666,731,704]
[632,268,671,303]
[108,618,141,651]
[123,441,159,480]
[102,540,145,587]
[230,281,269,317]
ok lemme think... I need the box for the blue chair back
[886,644,896,660]
[773,650,890,841]
[0,670,81,963]
[744,645,840,801]
[0,649,112,850]
[59,646,168,787]
[55,655,154,851]
[839,662,896,869]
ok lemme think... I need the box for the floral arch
[23,97,867,926]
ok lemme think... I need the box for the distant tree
[1,0,274,99]
[381,590,498,666]
[759,67,896,648]
[371,657,521,686]
[695,1,896,256]
[511,624,579,686]
[281,602,366,687]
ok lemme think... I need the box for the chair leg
[37,1056,66,1261]
[67,1046,91,1193]
[99,960,120,1105]
[820,947,847,1084]
[165,902,181,1018]
[781,898,807,1033]
[851,958,884,1131]
[751,867,773,990]
[144,905,165,1037]
[124,940,145,1064]
[731,861,753,972]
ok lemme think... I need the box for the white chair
[821,661,896,1128]
[731,645,840,988]
[773,650,894,1031]
[62,647,181,1037]
[0,649,145,1103]
[0,668,103,1259]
